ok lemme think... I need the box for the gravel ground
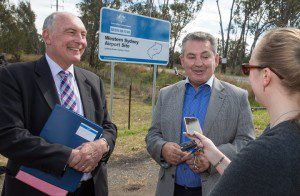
[108,151,159,196]
[0,151,160,196]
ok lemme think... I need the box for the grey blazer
[146,78,255,196]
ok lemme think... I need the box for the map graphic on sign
[147,43,162,59]
[99,8,170,65]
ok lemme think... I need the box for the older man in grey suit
[146,31,255,196]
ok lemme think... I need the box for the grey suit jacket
[0,57,117,196]
[146,78,255,196]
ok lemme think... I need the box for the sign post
[152,65,158,113]
[109,62,115,119]
[99,7,171,117]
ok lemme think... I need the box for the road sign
[99,7,171,65]
[221,58,227,64]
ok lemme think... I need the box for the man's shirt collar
[46,54,75,79]
[185,74,215,88]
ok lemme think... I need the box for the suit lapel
[34,56,60,110]
[74,67,94,120]
[174,81,185,143]
[204,78,226,134]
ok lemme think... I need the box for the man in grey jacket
[145,31,255,196]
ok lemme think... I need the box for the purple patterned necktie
[58,71,78,112]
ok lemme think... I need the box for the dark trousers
[174,183,202,196]
[67,179,95,196]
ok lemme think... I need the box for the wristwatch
[101,138,110,153]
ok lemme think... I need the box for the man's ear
[180,54,185,68]
[262,68,271,88]
[214,53,219,68]
[42,29,51,45]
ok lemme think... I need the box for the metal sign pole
[110,62,115,119]
[152,64,158,113]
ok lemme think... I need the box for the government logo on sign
[116,14,126,24]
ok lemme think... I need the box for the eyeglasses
[241,63,284,79]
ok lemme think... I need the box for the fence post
[128,79,132,130]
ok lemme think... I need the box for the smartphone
[180,140,197,151]
[184,117,203,135]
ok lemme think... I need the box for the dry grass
[106,87,152,130]
[106,86,151,157]
[5,54,42,63]
[253,110,269,137]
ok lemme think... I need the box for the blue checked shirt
[175,76,213,187]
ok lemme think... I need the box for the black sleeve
[0,66,71,176]
[98,78,117,162]
[210,136,293,196]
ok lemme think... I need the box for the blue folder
[16,104,103,194]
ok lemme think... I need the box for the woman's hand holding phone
[184,132,231,174]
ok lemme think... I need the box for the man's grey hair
[42,12,58,30]
[181,31,217,54]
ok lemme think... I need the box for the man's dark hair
[181,31,217,54]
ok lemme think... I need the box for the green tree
[247,0,270,55]
[216,0,236,73]
[124,0,162,18]
[16,2,41,54]
[213,0,299,75]
[0,1,19,58]
[169,0,204,68]
[229,0,261,73]
[248,0,299,55]
[126,0,204,68]
[266,0,300,27]
[0,0,40,61]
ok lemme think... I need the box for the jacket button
[172,174,175,179]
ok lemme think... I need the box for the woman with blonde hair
[185,27,300,195]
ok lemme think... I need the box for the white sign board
[99,8,171,65]
[221,58,227,64]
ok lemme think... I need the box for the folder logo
[76,123,98,142]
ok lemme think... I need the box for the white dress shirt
[46,54,92,181]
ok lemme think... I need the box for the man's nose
[74,33,86,43]
[194,57,204,65]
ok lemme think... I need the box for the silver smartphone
[184,117,203,135]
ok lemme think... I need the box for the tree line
[0,0,43,61]
[0,0,299,73]
[216,0,299,73]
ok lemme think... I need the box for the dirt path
[108,151,159,196]
[0,151,159,196]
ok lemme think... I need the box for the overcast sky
[10,0,233,50]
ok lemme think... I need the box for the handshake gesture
[67,139,109,173]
